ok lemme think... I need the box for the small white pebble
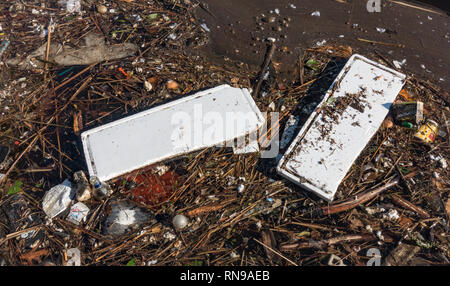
[172,214,189,230]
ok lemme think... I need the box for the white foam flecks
[200,23,210,32]
[316,39,326,46]
[393,59,406,69]
[383,209,400,221]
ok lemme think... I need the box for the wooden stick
[280,234,376,251]
[321,176,400,215]
[357,38,405,48]
[387,0,444,15]
[391,194,430,218]
[253,40,276,98]
[253,238,298,266]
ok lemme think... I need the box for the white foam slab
[276,54,406,201]
[82,85,265,181]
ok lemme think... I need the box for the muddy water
[194,0,450,90]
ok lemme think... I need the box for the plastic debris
[89,176,113,200]
[42,179,74,219]
[277,54,406,201]
[103,201,151,236]
[81,85,265,181]
[64,248,81,266]
[66,202,90,225]
[392,101,423,124]
[172,214,189,230]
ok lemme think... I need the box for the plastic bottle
[89,176,112,200]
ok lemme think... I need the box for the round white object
[97,4,107,14]
[172,214,188,230]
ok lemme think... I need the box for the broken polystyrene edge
[277,54,406,202]
[82,84,265,181]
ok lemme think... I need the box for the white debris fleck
[144,80,153,92]
[338,35,345,38]
[147,260,158,266]
[237,184,245,193]
[365,225,373,232]
[316,39,327,46]
[311,11,321,17]
[168,33,177,40]
[420,64,426,69]
[200,23,210,32]
[383,209,400,221]
[163,231,176,241]
[428,16,432,20]
[376,27,386,33]
[376,231,384,241]
[439,158,448,169]
[268,101,276,111]
[289,4,297,9]
[230,251,240,259]
[393,59,406,69]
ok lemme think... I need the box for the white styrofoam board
[276,54,406,201]
[82,84,265,181]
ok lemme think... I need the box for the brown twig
[280,234,376,251]
[186,199,235,217]
[321,176,400,215]
[253,40,276,98]
[391,194,430,218]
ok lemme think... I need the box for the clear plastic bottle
[89,176,112,200]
